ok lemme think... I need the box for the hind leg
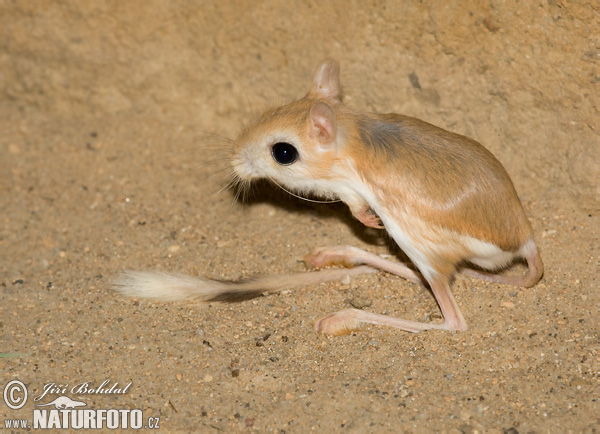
[314,275,467,334]
[305,246,467,334]
[304,245,422,284]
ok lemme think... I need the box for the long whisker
[227,173,251,206]
[203,167,234,185]
[268,177,341,204]
[189,131,235,145]
[232,180,246,205]
[216,174,238,196]
[195,156,231,171]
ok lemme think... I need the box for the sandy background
[1,1,598,432]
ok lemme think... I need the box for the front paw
[352,206,384,229]
[303,246,356,269]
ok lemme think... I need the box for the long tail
[113,266,376,302]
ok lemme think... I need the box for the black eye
[271,142,298,165]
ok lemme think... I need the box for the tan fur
[342,112,533,251]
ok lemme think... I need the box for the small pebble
[348,296,372,309]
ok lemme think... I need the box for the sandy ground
[1,2,599,432]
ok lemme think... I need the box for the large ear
[308,59,342,102]
[309,101,337,146]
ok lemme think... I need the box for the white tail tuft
[113,271,233,302]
